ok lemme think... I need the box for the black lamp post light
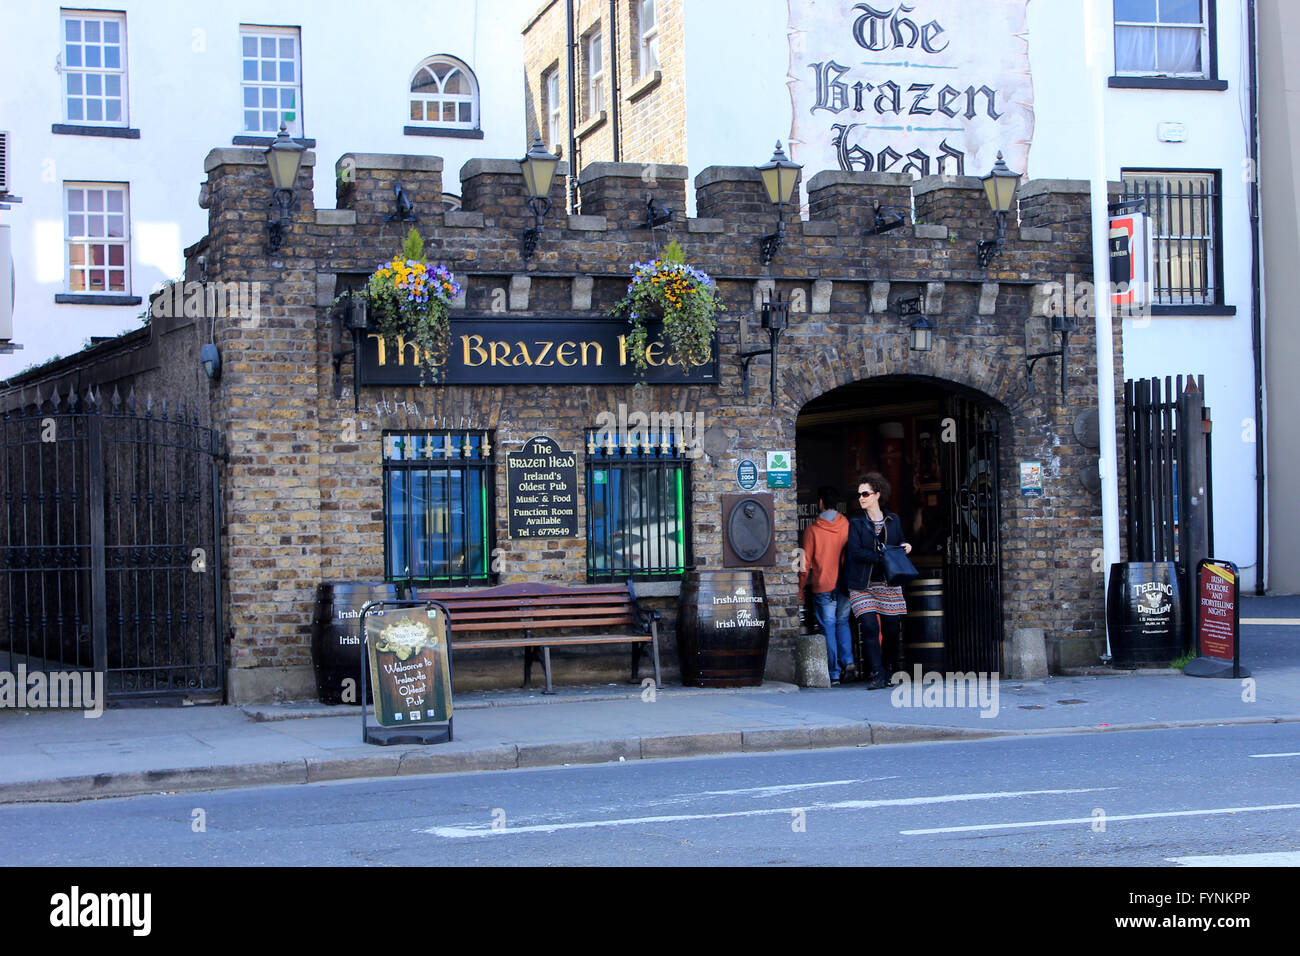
[1026,311,1075,403]
[894,294,934,352]
[740,291,789,406]
[519,135,560,259]
[757,141,801,265]
[265,123,306,254]
[976,151,1020,269]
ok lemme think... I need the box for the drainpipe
[1086,0,1121,660]
[1247,0,1266,593]
[609,0,622,162]
[566,0,579,213]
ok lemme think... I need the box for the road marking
[1249,752,1300,758]
[901,802,1300,835]
[1240,617,1300,625]
[698,777,899,798]
[420,787,1112,838]
[1168,851,1300,866]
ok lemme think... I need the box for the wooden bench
[411,581,662,694]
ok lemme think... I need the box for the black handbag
[881,544,919,586]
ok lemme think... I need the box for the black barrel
[1107,561,1185,666]
[676,570,770,686]
[903,577,945,672]
[311,582,399,703]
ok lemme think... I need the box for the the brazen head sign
[789,0,1033,182]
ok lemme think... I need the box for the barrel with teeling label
[311,582,399,703]
[676,570,770,686]
[1106,561,1185,666]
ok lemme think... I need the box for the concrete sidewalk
[1,596,1296,805]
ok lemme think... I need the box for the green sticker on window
[593,471,606,484]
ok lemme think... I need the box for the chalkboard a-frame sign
[359,600,454,745]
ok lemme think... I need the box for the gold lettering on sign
[618,335,630,366]
[395,336,422,366]
[645,341,665,367]
[581,341,603,365]
[462,334,488,366]
[489,340,511,366]
[534,341,555,366]
[512,341,534,366]
[556,341,577,367]
[368,333,387,365]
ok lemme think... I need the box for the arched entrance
[796,376,1004,674]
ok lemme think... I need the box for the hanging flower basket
[364,227,461,382]
[610,240,723,374]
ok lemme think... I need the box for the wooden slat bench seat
[412,581,662,694]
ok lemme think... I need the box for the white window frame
[544,67,562,151]
[240,25,303,136]
[64,182,130,295]
[409,55,480,129]
[1114,0,1209,77]
[638,0,660,78]
[584,28,605,120]
[61,10,128,126]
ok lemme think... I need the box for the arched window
[409,56,479,129]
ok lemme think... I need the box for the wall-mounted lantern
[519,135,559,259]
[976,151,1019,268]
[739,291,789,406]
[894,294,934,352]
[265,123,306,255]
[757,142,801,265]
[1026,312,1076,403]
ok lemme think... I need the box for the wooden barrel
[1107,562,1185,666]
[903,577,945,671]
[311,582,398,703]
[676,570,770,687]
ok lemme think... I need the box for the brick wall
[191,147,1120,701]
[523,0,687,212]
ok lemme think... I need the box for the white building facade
[0,0,534,372]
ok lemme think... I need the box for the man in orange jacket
[799,485,854,684]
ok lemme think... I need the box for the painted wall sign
[358,315,718,386]
[507,435,578,539]
[365,604,452,726]
[737,459,758,489]
[766,450,792,488]
[788,0,1033,182]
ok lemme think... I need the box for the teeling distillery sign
[789,0,1033,180]
[507,436,578,539]
[358,316,719,386]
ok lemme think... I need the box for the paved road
[2,723,1298,869]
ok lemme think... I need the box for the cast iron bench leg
[542,646,554,694]
[651,627,662,688]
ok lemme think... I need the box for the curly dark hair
[858,471,892,509]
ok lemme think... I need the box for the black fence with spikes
[0,389,224,701]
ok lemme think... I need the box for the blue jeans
[813,590,853,680]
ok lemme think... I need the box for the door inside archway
[796,378,1003,673]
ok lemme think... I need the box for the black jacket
[843,511,907,590]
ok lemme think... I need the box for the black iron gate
[0,388,223,702]
[942,396,1003,673]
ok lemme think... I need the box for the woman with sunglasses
[844,472,912,689]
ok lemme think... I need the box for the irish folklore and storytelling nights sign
[789,0,1033,180]
[358,316,719,386]
[507,436,579,539]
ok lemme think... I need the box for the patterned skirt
[849,584,907,617]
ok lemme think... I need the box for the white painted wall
[682,0,1258,586]
[0,0,533,377]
